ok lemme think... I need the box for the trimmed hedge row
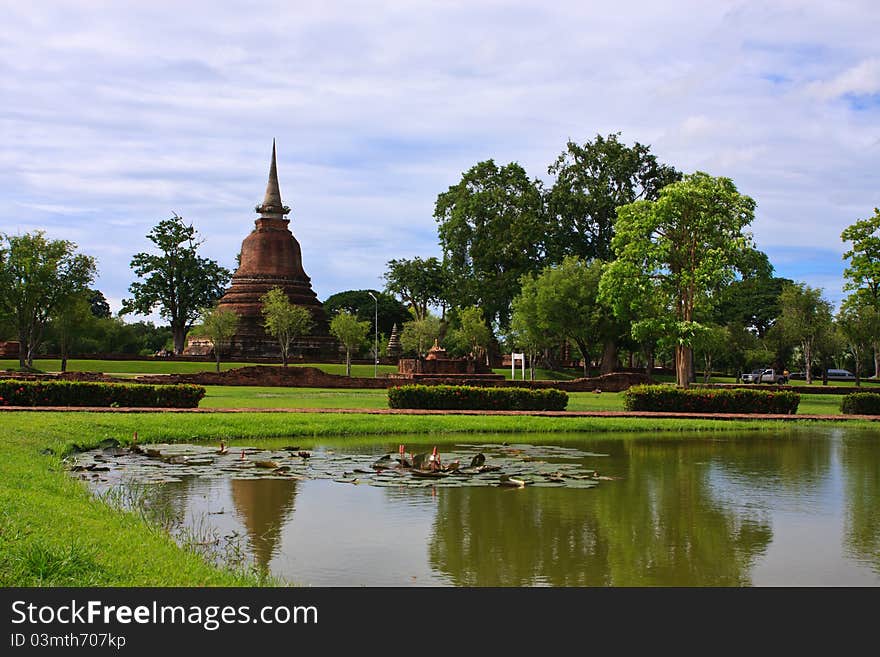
[0,379,206,408]
[841,392,880,415]
[388,385,568,411]
[623,385,800,415]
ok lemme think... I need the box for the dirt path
[1,406,878,421]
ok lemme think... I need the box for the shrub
[623,385,799,414]
[841,393,880,415]
[388,385,568,411]
[0,379,205,408]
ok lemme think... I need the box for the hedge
[388,385,568,411]
[841,392,880,415]
[623,385,800,415]
[0,379,206,408]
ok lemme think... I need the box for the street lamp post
[367,292,378,378]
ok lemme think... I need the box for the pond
[71,428,880,586]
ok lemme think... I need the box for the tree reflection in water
[429,440,774,586]
[230,478,298,571]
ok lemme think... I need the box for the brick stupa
[218,142,334,358]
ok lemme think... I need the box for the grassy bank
[2,408,871,587]
[198,386,845,416]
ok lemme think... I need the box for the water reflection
[230,478,298,570]
[429,439,773,586]
[99,430,880,586]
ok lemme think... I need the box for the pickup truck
[741,368,788,384]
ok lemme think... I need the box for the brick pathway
[1,406,878,421]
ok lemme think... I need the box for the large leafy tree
[400,315,442,358]
[435,160,549,328]
[514,256,614,377]
[841,208,880,376]
[712,250,792,339]
[448,306,492,361]
[200,304,240,373]
[0,231,96,368]
[599,172,756,387]
[774,282,833,385]
[546,133,680,262]
[382,258,448,321]
[836,293,877,385]
[49,291,94,372]
[329,310,371,376]
[121,214,231,354]
[260,287,314,367]
[323,289,410,337]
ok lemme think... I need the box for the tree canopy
[600,171,756,386]
[0,231,96,367]
[329,310,371,376]
[323,289,410,336]
[775,282,833,385]
[435,159,549,328]
[841,207,880,377]
[121,214,230,354]
[382,257,448,321]
[200,304,240,373]
[260,287,314,366]
[546,133,680,262]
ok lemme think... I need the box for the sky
[1,0,878,322]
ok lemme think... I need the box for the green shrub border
[623,385,800,415]
[0,379,206,408]
[841,392,880,415]
[388,384,568,411]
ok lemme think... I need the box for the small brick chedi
[217,142,334,358]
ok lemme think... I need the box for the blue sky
[1,1,878,320]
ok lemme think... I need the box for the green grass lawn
[199,386,844,415]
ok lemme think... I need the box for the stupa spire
[258,139,290,219]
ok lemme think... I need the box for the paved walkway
[1,406,878,421]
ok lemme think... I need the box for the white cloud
[0,1,878,313]
[807,58,880,99]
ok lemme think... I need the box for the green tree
[200,305,240,373]
[514,256,612,377]
[323,289,410,336]
[692,325,729,383]
[509,288,552,381]
[121,214,231,354]
[0,231,96,368]
[435,160,549,328]
[837,294,876,385]
[546,133,680,262]
[841,208,880,377]
[50,292,94,372]
[329,310,371,376]
[382,258,448,321]
[599,172,756,387]
[449,306,492,361]
[775,282,833,385]
[87,289,111,318]
[400,315,442,358]
[260,287,314,366]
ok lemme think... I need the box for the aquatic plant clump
[623,385,800,414]
[67,441,610,491]
[388,385,568,411]
[0,379,206,408]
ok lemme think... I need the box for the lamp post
[367,291,378,378]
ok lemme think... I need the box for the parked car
[741,368,788,384]
[826,369,856,381]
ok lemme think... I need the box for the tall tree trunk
[18,329,26,369]
[628,351,634,369]
[600,339,617,375]
[215,349,221,374]
[172,323,186,355]
[804,341,813,385]
[874,342,879,379]
[574,338,589,378]
[346,349,351,377]
[676,345,693,388]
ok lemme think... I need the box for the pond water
[73,428,880,586]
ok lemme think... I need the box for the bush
[623,385,799,414]
[841,393,880,415]
[0,379,205,408]
[388,385,568,411]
